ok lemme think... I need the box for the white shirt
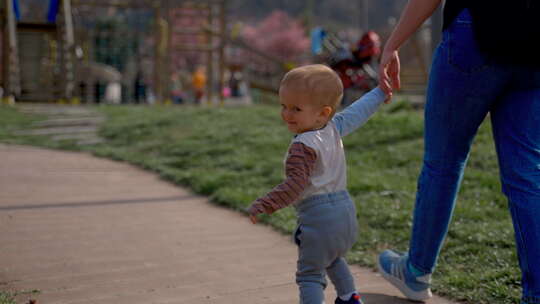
[292,87,386,201]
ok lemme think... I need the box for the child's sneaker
[335,293,363,304]
[378,250,432,302]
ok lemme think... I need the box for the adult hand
[378,49,401,102]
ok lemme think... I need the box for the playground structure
[1,1,431,105]
[1,0,303,105]
[1,0,232,104]
[1,0,76,103]
[0,0,297,106]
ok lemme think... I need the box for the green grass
[0,291,15,304]
[0,102,521,303]
[0,105,76,149]
[0,105,39,143]
[0,289,39,304]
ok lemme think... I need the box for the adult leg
[491,88,540,304]
[379,12,508,298]
[407,11,508,273]
[378,51,500,298]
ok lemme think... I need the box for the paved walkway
[0,145,456,304]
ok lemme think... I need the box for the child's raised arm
[332,87,387,137]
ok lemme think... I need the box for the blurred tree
[241,10,309,62]
[229,0,408,32]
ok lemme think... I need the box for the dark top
[441,0,540,66]
[442,0,467,30]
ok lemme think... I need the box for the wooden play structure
[1,0,76,103]
[1,0,21,104]
[167,0,228,104]
[3,1,431,105]
[1,0,231,104]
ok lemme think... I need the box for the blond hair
[280,64,343,116]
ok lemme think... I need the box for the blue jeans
[408,9,540,304]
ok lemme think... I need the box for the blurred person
[170,73,185,104]
[191,66,206,104]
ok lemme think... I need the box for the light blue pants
[294,191,358,304]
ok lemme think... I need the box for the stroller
[328,31,381,106]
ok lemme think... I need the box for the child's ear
[320,106,333,119]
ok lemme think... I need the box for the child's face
[279,87,331,134]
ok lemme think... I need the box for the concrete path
[0,145,456,304]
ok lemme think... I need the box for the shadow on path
[362,292,418,304]
[0,195,197,211]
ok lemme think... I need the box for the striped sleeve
[247,142,317,215]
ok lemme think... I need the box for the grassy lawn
[0,102,520,303]
[0,290,39,304]
[0,292,15,304]
[0,105,73,149]
[0,106,41,143]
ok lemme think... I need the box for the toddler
[247,64,386,304]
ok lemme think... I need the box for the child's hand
[246,205,260,224]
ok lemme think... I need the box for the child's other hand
[246,204,260,224]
